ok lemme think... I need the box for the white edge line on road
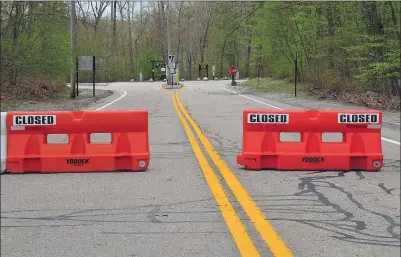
[381,137,400,145]
[95,90,127,111]
[224,88,284,110]
[224,88,400,146]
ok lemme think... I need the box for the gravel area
[0,88,113,112]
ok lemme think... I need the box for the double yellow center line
[166,85,293,257]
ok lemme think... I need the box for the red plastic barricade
[6,110,149,173]
[237,110,383,171]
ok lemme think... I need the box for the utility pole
[166,1,171,84]
[70,1,76,98]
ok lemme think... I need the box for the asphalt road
[1,81,400,257]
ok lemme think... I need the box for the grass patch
[242,77,312,98]
[242,77,400,110]
[0,102,19,110]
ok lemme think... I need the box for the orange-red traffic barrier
[6,110,149,173]
[237,110,383,171]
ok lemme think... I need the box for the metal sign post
[198,64,202,79]
[257,63,260,89]
[188,52,192,80]
[170,67,175,87]
[92,56,95,97]
[152,62,155,81]
[176,62,180,85]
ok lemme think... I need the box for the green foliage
[1,2,70,82]
[345,36,400,85]
[242,77,311,97]
[1,1,400,98]
[136,52,158,80]
[237,1,401,95]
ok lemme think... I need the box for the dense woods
[1,1,400,107]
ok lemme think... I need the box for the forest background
[1,1,400,110]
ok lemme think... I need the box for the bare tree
[127,1,135,74]
[111,1,117,55]
[197,2,216,64]
[176,2,184,64]
[90,1,109,35]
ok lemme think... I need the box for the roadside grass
[241,77,400,111]
[0,102,19,110]
[242,77,313,98]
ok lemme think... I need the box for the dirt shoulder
[239,78,400,131]
[1,76,114,112]
[1,88,113,112]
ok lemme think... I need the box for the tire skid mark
[378,183,399,195]
[290,172,400,247]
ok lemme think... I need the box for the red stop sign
[229,66,237,76]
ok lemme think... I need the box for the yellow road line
[167,87,260,257]
[175,89,294,257]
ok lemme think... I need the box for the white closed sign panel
[13,115,56,126]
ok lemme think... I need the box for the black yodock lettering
[302,157,325,164]
[66,158,90,166]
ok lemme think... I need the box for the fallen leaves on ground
[306,86,400,111]
[0,75,68,103]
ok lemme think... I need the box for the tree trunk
[11,2,22,84]
[327,3,335,69]
[177,2,183,64]
[111,1,117,55]
[219,38,227,78]
[27,2,35,36]
[399,2,401,98]
[245,35,251,78]
[290,3,310,66]
[127,2,134,76]
[389,1,401,97]
[200,6,213,65]
[111,1,117,81]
